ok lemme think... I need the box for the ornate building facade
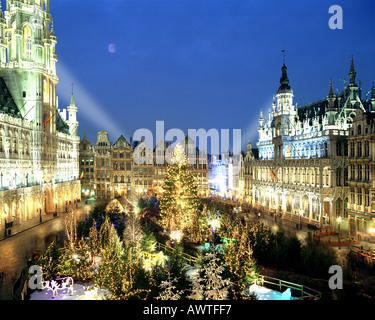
[347,86,375,238]
[79,132,209,203]
[0,0,80,233]
[244,58,369,231]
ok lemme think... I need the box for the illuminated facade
[245,58,367,229]
[79,133,209,202]
[0,0,80,232]
[209,153,244,199]
[347,86,375,238]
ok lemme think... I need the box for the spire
[70,82,75,106]
[348,56,357,86]
[83,130,87,140]
[327,79,336,108]
[259,110,264,128]
[278,63,292,94]
[328,79,334,98]
[371,82,375,100]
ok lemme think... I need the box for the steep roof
[0,77,22,118]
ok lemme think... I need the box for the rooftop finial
[282,48,286,66]
[349,56,357,85]
[328,79,334,97]
[70,82,75,106]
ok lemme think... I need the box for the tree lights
[159,144,201,238]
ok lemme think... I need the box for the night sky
[8,0,375,151]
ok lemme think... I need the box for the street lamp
[38,203,42,223]
[3,210,8,237]
[54,199,58,217]
[299,209,303,230]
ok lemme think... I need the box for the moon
[108,43,116,54]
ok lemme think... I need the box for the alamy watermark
[328,265,343,290]
[132,121,242,166]
[328,5,343,30]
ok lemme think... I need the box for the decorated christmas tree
[159,144,201,236]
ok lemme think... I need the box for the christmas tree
[159,144,201,236]
[123,210,144,249]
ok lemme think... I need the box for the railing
[349,246,375,265]
[314,227,337,237]
[12,266,30,300]
[156,242,199,266]
[255,275,321,300]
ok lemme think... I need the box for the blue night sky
[12,0,375,151]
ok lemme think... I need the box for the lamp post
[54,199,58,217]
[4,211,8,237]
[299,209,303,230]
[38,203,42,223]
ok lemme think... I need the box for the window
[114,175,118,183]
[350,164,355,180]
[358,164,362,181]
[357,142,362,157]
[357,189,362,206]
[344,167,348,186]
[23,25,32,59]
[324,142,328,157]
[365,164,370,181]
[336,168,342,186]
[336,141,342,156]
[365,141,370,157]
[350,142,355,157]
[358,124,362,135]
[350,187,355,204]
[365,189,370,207]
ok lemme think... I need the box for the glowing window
[23,26,32,59]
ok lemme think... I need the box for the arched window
[358,124,362,135]
[23,25,32,59]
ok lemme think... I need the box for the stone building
[0,0,80,233]
[79,133,209,203]
[347,85,375,238]
[244,58,369,231]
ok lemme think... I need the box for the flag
[79,171,84,180]
[43,111,58,126]
[43,115,53,126]
[270,169,278,182]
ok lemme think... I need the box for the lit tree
[65,209,77,249]
[220,219,260,299]
[88,219,99,255]
[123,210,144,249]
[189,247,232,300]
[159,144,201,236]
[156,267,182,300]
